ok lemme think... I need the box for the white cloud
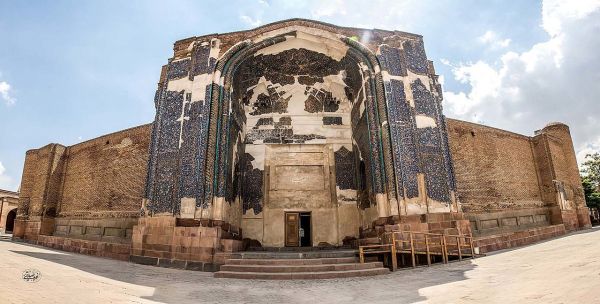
[310,0,347,18]
[577,138,600,166]
[239,15,262,27]
[442,0,600,164]
[0,81,16,106]
[478,30,511,48]
[0,162,14,190]
[316,0,424,30]
[542,0,600,37]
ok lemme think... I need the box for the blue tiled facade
[144,20,458,217]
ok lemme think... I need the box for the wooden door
[285,212,300,247]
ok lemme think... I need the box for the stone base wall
[130,217,243,272]
[52,217,137,243]
[473,224,566,254]
[363,212,472,241]
[35,235,131,261]
[576,208,592,229]
[549,207,591,232]
[12,219,28,239]
[421,213,472,235]
[466,208,553,237]
[12,219,53,241]
[557,210,580,232]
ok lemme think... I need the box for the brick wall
[446,119,545,213]
[447,119,591,236]
[59,124,151,218]
[15,124,152,244]
[18,144,65,218]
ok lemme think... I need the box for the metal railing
[359,231,476,271]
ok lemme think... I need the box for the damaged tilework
[145,25,459,218]
[388,79,420,198]
[349,87,379,207]
[378,39,457,203]
[239,153,263,214]
[148,90,185,213]
[167,59,191,80]
[439,116,457,192]
[412,79,437,117]
[377,45,407,77]
[411,76,452,202]
[144,85,164,202]
[323,117,342,125]
[191,42,216,76]
[179,100,210,199]
[357,158,370,209]
[241,48,348,86]
[422,153,451,202]
[146,39,218,212]
[334,146,357,190]
[221,99,245,201]
[403,39,429,74]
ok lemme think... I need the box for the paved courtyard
[1,229,599,304]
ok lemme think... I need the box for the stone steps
[0,234,12,242]
[226,257,358,265]
[214,268,390,280]
[229,250,357,260]
[214,251,390,280]
[247,246,354,252]
[220,261,383,273]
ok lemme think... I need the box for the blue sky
[1,0,599,191]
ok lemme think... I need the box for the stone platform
[214,250,389,280]
[473,224,566,253]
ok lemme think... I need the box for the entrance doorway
[5,209,16,233]
[284,212,312,247]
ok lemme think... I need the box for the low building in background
[0,189,18,234]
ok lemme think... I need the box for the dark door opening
[285,212,312,247]
[299,212,311,247]
[5,209,16,233]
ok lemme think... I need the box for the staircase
[214,250,389,280]
[0,234,12,242]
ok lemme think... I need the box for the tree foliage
[582,176,600,209]
[581,153,600,209]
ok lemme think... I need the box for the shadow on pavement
[10,243,477,304]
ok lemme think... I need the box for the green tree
[581,153,600,209]
[582,176,600,209]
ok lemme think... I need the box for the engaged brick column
[533,123,592,231]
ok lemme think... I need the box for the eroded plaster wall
[229,42,364,246]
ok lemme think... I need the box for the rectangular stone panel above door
[273,165,325,191]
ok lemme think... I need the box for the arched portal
[143,19,459,250]
[202,29,397,246]
[5,208,16,233]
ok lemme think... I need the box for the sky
[0,0,599,191]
